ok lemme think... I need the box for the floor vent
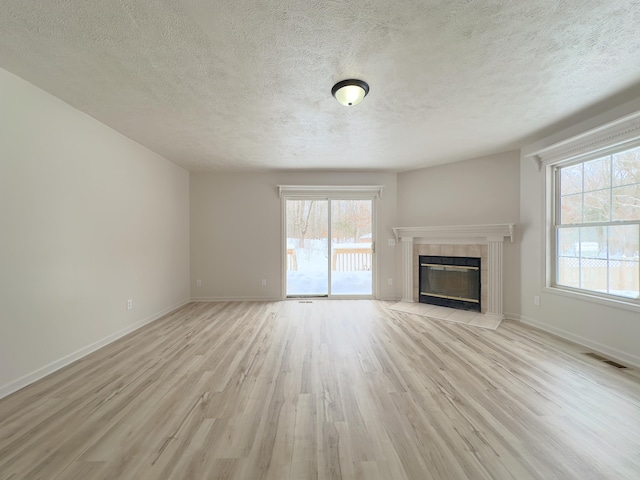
[298,300,313,303]
[584,352,628,369]
[603,360,628,369]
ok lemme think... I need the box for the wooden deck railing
[332,245,372,272]
[287,248,298,271]
[287,244,373,272]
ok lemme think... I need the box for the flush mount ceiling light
[331,79,369,106]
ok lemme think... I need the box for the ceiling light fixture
[331,79,369,106]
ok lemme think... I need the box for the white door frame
[279,185,383,300]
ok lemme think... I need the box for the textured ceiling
[1,1,640,172]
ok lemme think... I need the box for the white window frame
[278,185,383,300]
[528,110,640,312]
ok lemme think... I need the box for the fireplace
[419,255,481,312]
[393,224,515,321]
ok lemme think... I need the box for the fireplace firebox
[419,255,481,312]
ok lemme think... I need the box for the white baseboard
[191,296,400,302]
[191,296,282,302]
[518,315,640,370]
[377,295,402,302]
[0,298,191,400]
[503,312,521,321]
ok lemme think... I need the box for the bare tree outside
[286,199,373,296]
[288,200,316,248]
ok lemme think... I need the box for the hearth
[419,255,481,312]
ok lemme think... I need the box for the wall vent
[584,352,628,369]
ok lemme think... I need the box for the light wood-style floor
[1,301,640,480]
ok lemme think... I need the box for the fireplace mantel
[393,224,516,320]
[393,224,515,243]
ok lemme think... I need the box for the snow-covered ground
[287,270,372,295]
[286,242,372,296]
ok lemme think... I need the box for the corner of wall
[0,299,190,400]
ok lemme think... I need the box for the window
[553,145,640,301]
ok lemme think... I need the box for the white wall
[396,151,521,317]
[190,171,398,301]
[520,97,640,368]
[0,68,191,397]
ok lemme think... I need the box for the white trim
[393,224,515,243]
[526,109,640,165]
[487,240,504,315]
[414,238,490,245]
[280,190,378,300]
[503,312,521,322]
[191,296,384,302]
[278,185,384,199]
[378,295,402,302]
[400,237,414,302]
[281,193,287,300]
[279,293,377,301]
[0,298,191,400]
[518,314,640,370]
[191,296,281,302]
[543,286,640,314]
[392,224,516,319]
[530,111,640,308]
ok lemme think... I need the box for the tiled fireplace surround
[393,225,515,321]
[414,243,488,313]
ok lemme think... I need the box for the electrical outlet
[534,295,541,306]
[261,279,267,287]
[196,279,201,287]
[388,278,393,285]
[127,299,133,310]
[388,239,396,246]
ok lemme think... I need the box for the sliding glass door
[330,199,373,295]
[285,198,373,297]
[285,199,329,296]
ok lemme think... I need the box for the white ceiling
[1,1,640,172]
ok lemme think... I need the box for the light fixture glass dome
[332,79,369,106]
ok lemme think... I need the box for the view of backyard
[557,147,640,298]
[286,199,373,296]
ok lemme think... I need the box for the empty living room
[2,1,640,479]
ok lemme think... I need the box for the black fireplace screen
[419,255,481,311]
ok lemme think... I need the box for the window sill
[543,285,640,314]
